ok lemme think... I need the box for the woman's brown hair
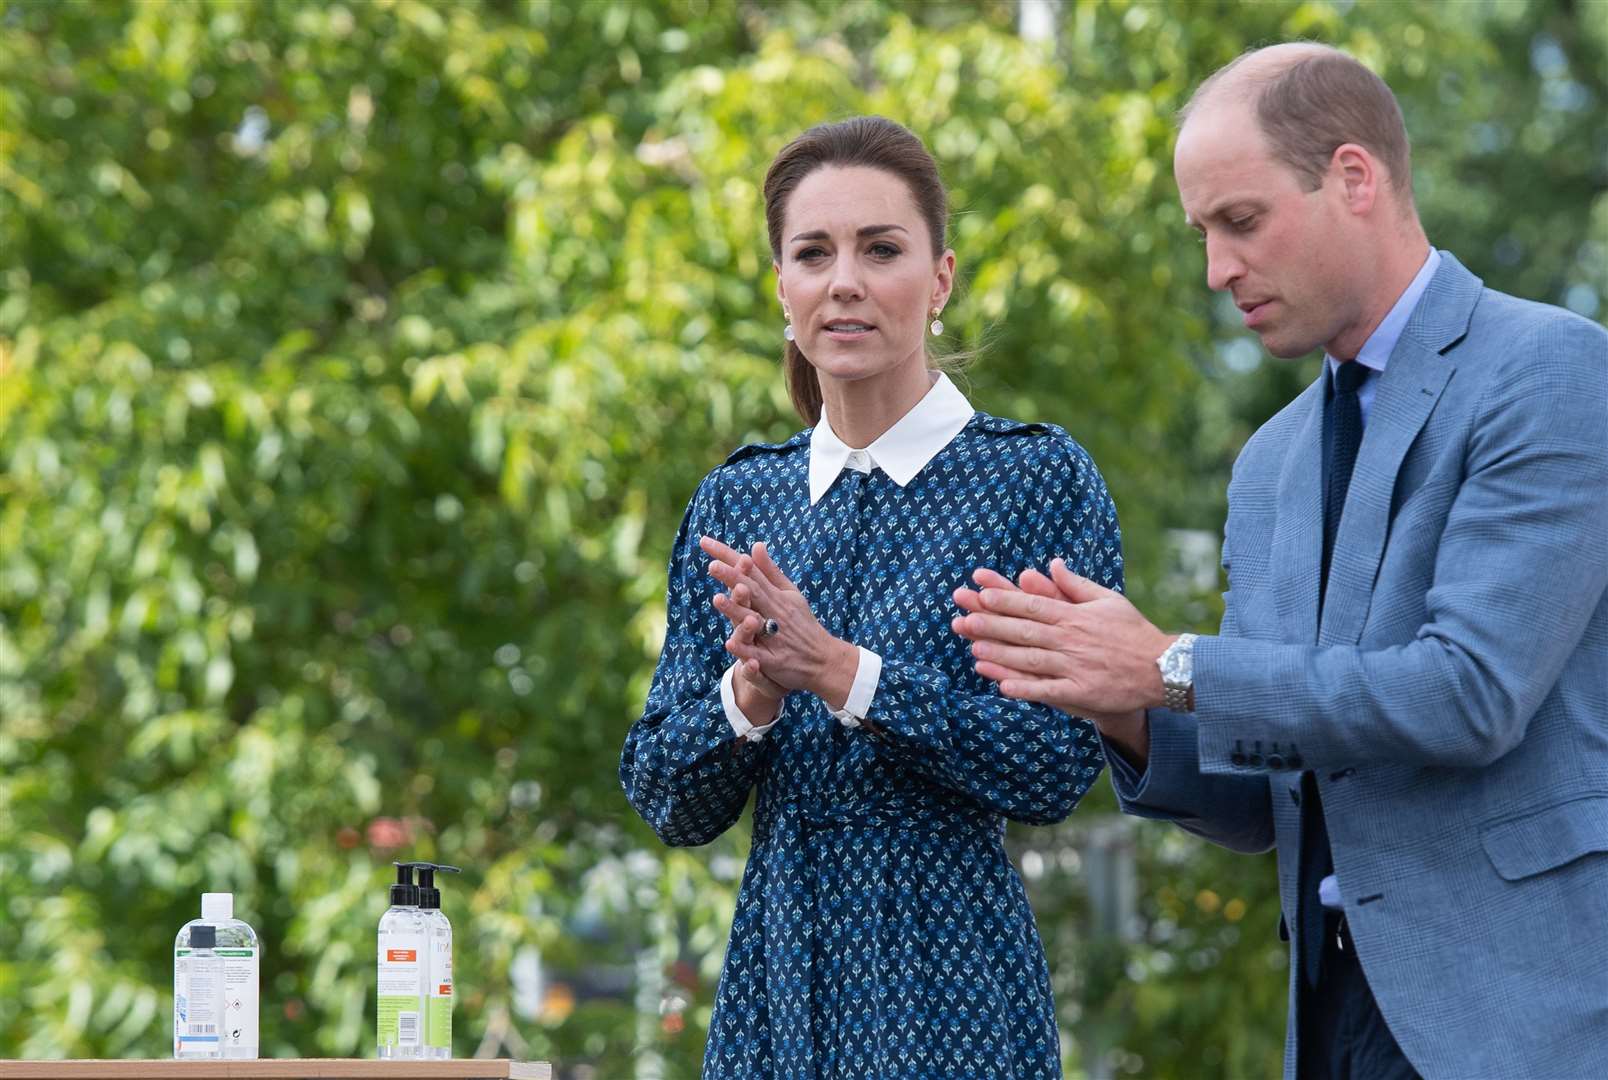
[762,116,949,425]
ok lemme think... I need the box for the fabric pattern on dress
[621,412,1124,1079]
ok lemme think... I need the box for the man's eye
[1230,216,1257,232]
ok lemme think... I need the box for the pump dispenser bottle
[174,892,259,1059]
[416,863,461,1059]
[377,862,428,1058]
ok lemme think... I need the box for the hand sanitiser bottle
[415,863,461,1059]
[174,892,259,1059]
[377,862,428,1058]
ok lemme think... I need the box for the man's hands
[951,558,1172,766]
[700,537,859,723]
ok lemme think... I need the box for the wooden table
[0,1063,551,1079]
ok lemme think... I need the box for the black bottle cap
[390,861,419,906]
[190,924,216,949]
[413,862,459,910]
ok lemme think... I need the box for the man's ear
[1331,143,1379,217]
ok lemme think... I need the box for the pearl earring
[784,322,795,342]
[930,308,944,336]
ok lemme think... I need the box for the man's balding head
[1172,43,1433,360]
[1182,43,1415,205]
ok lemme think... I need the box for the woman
[620,116,1122,1078]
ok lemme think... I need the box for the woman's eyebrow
[788,224,911,243]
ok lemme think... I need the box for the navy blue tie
[1322,360,1369,591]
[1300,360,1370,988]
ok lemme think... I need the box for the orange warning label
[386,949,417,962]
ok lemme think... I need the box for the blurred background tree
[1,1,1601,1077]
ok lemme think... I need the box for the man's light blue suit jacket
[1109,252,1608,1078]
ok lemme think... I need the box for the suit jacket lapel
[1318,343,1454,645]
[1271,379,1326,645]
[1318,252,1482,646]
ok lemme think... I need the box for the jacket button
[1267,754,1286,770]
[1231,752,1247,766]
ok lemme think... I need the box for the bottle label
[426,930,453,1049]
[218,948,259,1055]
[175,950,222,1055]
[377,932,426,1047]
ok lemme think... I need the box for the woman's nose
[828,254,866,303]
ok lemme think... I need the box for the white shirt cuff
[721,665,779,742]
[830,647,882,729]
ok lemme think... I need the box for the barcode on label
[189,1024,217,1035]
[398,1013,419,1044]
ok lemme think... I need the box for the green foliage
[1,1,1601,1076]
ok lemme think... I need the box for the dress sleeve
[620,474,770,846]
[861,437,1123,825]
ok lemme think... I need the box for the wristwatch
[1156,633,1198,712]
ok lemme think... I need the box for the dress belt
[752,799,1003,844]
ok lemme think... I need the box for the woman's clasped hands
[699,536,860,725]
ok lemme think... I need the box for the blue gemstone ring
[758,618,780,639]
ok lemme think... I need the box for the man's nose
[1205,235,1244,292]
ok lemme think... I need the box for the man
[952,43,1608,1080]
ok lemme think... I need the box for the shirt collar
[808,372,975,505]
[1326,248,1441,379]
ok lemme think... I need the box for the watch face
[1161,638,1193,685]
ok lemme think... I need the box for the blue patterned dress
[621,411,1123,1079]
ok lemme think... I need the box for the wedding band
[758,618,780,639]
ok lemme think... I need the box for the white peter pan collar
[808,372,975,505]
